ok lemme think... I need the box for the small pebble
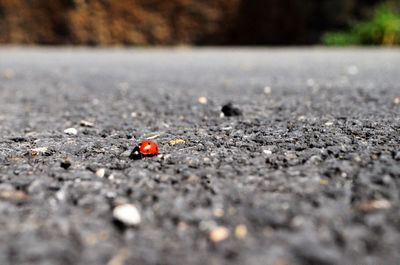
[198,96,208,104]
[234,224,247,239]
[263,149,272,155]
[113,204,141,227]
[64,127,78,135]
[96,168,106,178]
[297,115,306,121]
[80,120,94,127]
[146,134,160,140]
[324,121,334,126]
[319,179,329,185]
[208,226,230,242]
[221,102,242,117]
[355,199,391,212]
[31,147,48,156]
[213,208,224,218]
[131,112,138,118]
[0,190,28,200]
[168,139,186,145]
[394,97,400,105]
[60,159,72,169]
[264,86,272,94]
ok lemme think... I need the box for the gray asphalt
[0,48,399,265]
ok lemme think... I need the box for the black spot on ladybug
[129,146,143,160]
[221,102,242,117]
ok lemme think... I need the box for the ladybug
[129,140,159,160]
[139,140,159,156]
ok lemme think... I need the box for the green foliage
[323,3,400,46]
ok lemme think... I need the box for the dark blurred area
[0,0,390,45]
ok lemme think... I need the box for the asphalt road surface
[0,48,399,265]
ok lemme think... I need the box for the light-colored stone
[198,96,208,104]
[64,127,78,135]
[264,86,272,94]
[96,168,106,178]
[355,199,391,212]
[113,204,141,226]
[80,120,94,127]
[208,226,230,242]
[234,224,247,239]
[263,149,272,155]
[168,139,186,145]
[31,147,48,156]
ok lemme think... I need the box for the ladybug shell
[138,140,159,156]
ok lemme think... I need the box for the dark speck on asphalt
[221,102,242,117]
[60,159,72,169]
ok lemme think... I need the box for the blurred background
[0,0,398,46]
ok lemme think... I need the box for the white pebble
[263,86,272,94]
[208,226,230,242]
[263,149,272,155]
[31,147,48,156]
[130,112,138,118]
[80,120,94,127]
[113,204,141,226]
[96,168,106,178]
[297,116,306,121]
[198,96,208,104]
[324,121,334,126]
[64,128,78,135]
[394,97,400,105]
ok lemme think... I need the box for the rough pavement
[0,48,399,265]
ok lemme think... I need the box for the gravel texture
[0,48,399,265]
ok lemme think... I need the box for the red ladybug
[130,140,159,160]
[139,140,159,156]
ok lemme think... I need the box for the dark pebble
[60,159,72,169]
[221,102,242,117]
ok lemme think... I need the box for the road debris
[221,102,242,117]
[198,96,208,104]
[80,120,94,127]
[208,226,230,242]
[113,204,141,227]
[96,168,106,178]
[264,86,272,94]
[168,139,186,146]
[234,224,248,239]
[0,190,28,200]
[60,159,72,169]
[354,199,391,212]
[64,127,78,135]
[30,147,48,156]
